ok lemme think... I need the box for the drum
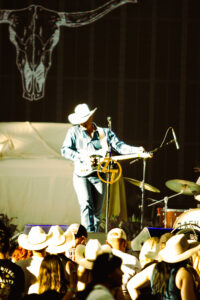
[173,208,200,229]
[157,208,185,228]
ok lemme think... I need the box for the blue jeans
[73,173,106,232]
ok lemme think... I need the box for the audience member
[64,224,87,262]
[106,228,141,299]
[11,246,33,263]
[17,226,51,293]
[127,234,200,300]
[46,226,74,255]
[127,236,161,300]
[138,236,160,269]
[28,254,68,295]
[107,228,128,252]
[0,228,25,299]
[45,225,78,292]
[75,239,111,292]
[175,227,200,284]
[84,252,124,299]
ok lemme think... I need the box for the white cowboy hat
[159,234,200,263]
[46,225,75,254]
[68,103,97,125]
[75,239,111,270]
[18,226,51,251]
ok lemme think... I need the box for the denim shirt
[61,123,142,162]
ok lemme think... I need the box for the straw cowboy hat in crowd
[75,239,111,270]
[18,226,51,251]
[159,233,200,263]
[46,225,75,254]
[68,103,97,125]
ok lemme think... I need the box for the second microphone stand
[130,137,177,229]
[105,117,112,234]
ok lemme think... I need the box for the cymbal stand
[140,158,146,229]
[130,157,148,229]
[163,196,169,228]
[148,191,183,228]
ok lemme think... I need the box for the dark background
[0,0,200,224]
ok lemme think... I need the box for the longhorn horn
[58,0,137,27]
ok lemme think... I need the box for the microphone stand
[150,138,176,154]
[130,128,178,229]
[105,117,112,234]
[130,138,176,229]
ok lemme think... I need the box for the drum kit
[124,177,200,229]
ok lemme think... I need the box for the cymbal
[124,177,160,193]
[165,179,200,196]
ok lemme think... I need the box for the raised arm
[127,263,156,300]
[176,267,197,300]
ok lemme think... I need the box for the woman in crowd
[28,254,76,299]
[175,227,200,279]
[127,234,200,300]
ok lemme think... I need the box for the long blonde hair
[38,254,68,294]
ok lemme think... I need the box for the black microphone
[171,128,180,150]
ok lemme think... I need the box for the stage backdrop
[0,122,128,230]
[0,0,200,224]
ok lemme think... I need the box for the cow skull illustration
[0,0,137,101]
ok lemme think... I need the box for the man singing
[61,103,145,232]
